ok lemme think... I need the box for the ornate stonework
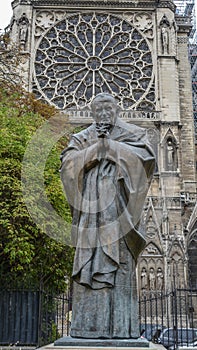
[7,0,197,302]
[33,11,155,109]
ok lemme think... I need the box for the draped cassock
[60,118,155,339]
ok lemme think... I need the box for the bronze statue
[60,93,155,339]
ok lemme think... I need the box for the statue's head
[91,93,119,125]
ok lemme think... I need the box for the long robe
[60,118,155,338]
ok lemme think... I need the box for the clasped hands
[96,123,111,160]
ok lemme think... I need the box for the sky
[0,0,197,32]
[0,1,12,30]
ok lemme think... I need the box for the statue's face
[91,95,118,125]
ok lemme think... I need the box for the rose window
[34,13,155,110]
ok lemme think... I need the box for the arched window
[165,136,178,171]
[188,229,197,289]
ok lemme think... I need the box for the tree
[0,30,23,86]
[0,83,75,292]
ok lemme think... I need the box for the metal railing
[1,288,197,348]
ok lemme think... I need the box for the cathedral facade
[8,0,197,294]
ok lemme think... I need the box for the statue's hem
[54,336,150,347]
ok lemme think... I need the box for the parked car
[157,328,197,349]
[140,323,164,341]
[177,340,197,348]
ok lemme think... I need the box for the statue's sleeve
[102,138,155,260]
[60,135,99,214]
[107,139,154,217]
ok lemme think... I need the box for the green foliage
[0,83,75,292]
[0,82,56,119]
[39,319,60,347]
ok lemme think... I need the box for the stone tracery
[33,12,155,109]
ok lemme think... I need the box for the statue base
[37,338,167,350]
[54,336,149,347]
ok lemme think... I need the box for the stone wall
[7,0,197,295]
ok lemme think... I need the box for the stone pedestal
[54,337,149,347]
[38,338,166,350]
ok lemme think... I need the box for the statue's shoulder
[116,118,146,137]
[61,124,95,157]
[72,124,95,143]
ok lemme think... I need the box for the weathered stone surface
[54,336,150,347]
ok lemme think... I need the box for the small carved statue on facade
[166,137,177,171]
[18,13,29,50]
[141,267,148,290]
[161,27,169,54]
[146,215,156,238]
[149,267,156,290]
[160,14,171,55]
[157,267,164,291]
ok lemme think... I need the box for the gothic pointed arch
[168,239,186,288]
[159,14,171,55]
[159,14,171,29]
[142,197,163,244]
[142,241,162,256]
[161,128,178,171]
[187,220,197,288]
[146,212,157,240]
[138,241,164,293]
